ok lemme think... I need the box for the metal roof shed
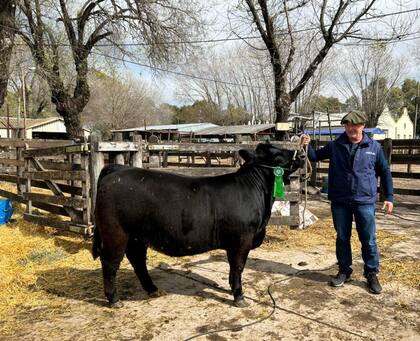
[194,124,275,142]
[111,123,219,142]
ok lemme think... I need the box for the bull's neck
[238,165,275,195]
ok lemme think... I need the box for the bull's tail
[92,164,125,259]
[92,225,102,260]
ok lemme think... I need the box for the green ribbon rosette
[273,166,285,198]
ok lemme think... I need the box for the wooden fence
[0,135,303,234]
[310,138,420,197]
[0,138,94,234]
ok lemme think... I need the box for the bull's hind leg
[100,231,128,307]
[227,244,251,308]
[125,239,158,295]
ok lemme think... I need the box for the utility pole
[414,82,419,139]
[22,70,26,139]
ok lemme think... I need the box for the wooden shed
[0,117,90,139]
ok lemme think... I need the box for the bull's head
[238,143,305,177]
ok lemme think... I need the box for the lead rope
[291,135,311,229]
[302,135,309,230]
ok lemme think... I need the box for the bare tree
[83,71,163,137]
[13,0,204,137]
[332,45,406,126]
[5,43,52,118]
[0,0,16,109]
[176,45,275,123]
[235,0,409,138]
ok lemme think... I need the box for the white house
[295,106,413,140]
[375,106,414,140]
[0,116,90,139]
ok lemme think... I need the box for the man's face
[344,122,365,142]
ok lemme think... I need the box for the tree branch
[281,0,295,77]
[245,0,270,47]
[335,0,377,43]
[59,0,77,47]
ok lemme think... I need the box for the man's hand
[301,134,311,146]
[382,201,393,214]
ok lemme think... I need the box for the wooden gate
[22,142,92,235]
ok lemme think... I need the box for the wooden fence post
[162,151,168,168]
[16,130,25,195]
[114,132,125,165]
[205,151,211,167]
[407,139,413,173]
[380,138,392,202]
[131,135,143,168]
[383,138,392,165]
[289,176,301,229]
[309,140,318,187]
[81,149,91,228]
[25,154,32,215]
[89,133,104,223]
[16,146,24,195]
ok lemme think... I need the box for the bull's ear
[239,149,255,163]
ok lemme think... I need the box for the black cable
[377,210,420,222]
[338,33,420,46]
[3,8,419,91]
[90,50,268,90]
[2,7,418,47]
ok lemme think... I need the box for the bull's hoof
[109,300,124,309]
[148,289,166,298]
[233,297,249,308]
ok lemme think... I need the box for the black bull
[93,143,305,307]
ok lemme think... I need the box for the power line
[339,33,420,46]
[92,6,420,46]
[1,7,419,47]
[91,29,420,88]
[91,50,267,89]
[3,6,419,89]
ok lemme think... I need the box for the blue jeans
[331,202,379,277]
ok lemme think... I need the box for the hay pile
[0,202,177,336]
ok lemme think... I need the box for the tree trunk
[274,64,291,140]
[62,107,83,139]
[0,0,16,109]
[51,89,84,139]
[366,110,379,128]
[47,56,89,139]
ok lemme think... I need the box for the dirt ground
[0,196,419,341]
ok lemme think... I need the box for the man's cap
[340,111,367,125]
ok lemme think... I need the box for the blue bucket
[0,199,13,225]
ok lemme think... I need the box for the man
[302,111,393,294]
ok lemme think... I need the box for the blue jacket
[308,132,393,204]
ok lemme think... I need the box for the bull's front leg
[227,247,250,307]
